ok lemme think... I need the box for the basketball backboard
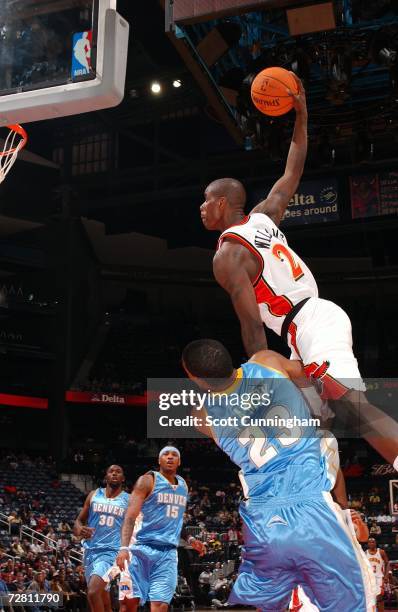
[0,0,129,124]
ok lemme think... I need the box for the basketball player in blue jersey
[182,339,375,611]
[74,465,129,612]
[116,447,188,612]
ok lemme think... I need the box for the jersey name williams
[92,502,126,517]
[254,226,286,250]
[157,492,186,506]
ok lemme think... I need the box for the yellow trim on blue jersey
[212,367,243,396]
[248,361,288,378]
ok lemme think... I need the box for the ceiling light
[151,82,161,94]
[173,79,182,88]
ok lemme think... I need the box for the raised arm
[250,75,308,226]
[213,242,267,357]
[116,473,153,570]
[73,490,95,539]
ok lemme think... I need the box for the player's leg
[148,548,178,611]
[150,603,169,612]
[120,545,150,609]
[87,576,107,612]
[294,298,398,465]
[101,589,112,612]
[120,598,140,612]
[229,554,295,611]
[297,494,375,611]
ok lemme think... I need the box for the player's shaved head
[206,178,246,210]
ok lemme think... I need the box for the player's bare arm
[116,473,153,570]
[350,510,369,542]
[250,75,308,226]
[213,241,267,356]
[249,348,306,383]
[74,490,96,539]
[381,548,389,580]
[332,468,349,510]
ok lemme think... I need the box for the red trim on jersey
[218,231,264,286]
[255,278,293,317]
[216,216,250,250]
[304,361,349,400]
[217,223,295,317]
[288,322,301,358]
[290,588,303,611]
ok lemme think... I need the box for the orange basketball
[251,67,299,116]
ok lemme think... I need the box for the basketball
[251,67,299,116]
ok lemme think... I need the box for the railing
[0,510,10,534]
[184,526,202,538]
[20,524,83,564]
[0,511,83,565]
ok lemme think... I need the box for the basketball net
[0,124,28,184]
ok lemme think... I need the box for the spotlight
[173,79,182,88]
[151,82,161,94]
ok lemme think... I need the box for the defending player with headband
[199,76,398,468]
[182,339,375,612]
[116,447,188,612]
[74,465,129,612]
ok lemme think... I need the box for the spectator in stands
[36,515,48,533]
[29,570,50,594]
[369,489,381,504]
[8,511,22,535]
[0,571,9,597]
[11,537,25,557]
[370,522,382,536]
[12,571,27,593]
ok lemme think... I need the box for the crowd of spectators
[2,447,398,609]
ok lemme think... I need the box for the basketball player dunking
[74,465,129,612]
[366,538,389,612]
[200,74,398,468]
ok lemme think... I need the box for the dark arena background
[0,0,398,610]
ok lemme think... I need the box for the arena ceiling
[1,0,398,253]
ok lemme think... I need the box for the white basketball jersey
[366,548,385,579]
[217,213,318,335]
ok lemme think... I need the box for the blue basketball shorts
[124,543,178,604]
[84,548,117,584]
[229,492,375,612]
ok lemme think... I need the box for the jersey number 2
[272,243,304,281]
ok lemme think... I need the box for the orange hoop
[0,124,28,184]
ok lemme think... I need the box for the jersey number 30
[99,514,114,527]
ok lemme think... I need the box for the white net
[0,125,27,184]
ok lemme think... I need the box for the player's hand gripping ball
[251,67,300,116]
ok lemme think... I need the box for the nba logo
[72,31,93,78]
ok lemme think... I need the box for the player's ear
[218,195,227,211]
